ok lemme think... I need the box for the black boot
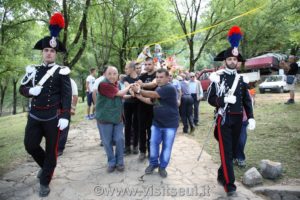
[39,184,50,197]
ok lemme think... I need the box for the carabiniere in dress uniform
[19,12,71,197]
[207,26,256,197]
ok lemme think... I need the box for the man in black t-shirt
[136,57,157,161]
[280,55,298,104]
[123,61,140,154]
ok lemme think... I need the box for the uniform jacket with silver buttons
[207,70,253,119]
[19,63,72,120]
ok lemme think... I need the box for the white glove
[224,95,236,104]
[57,118,69,130]
[248,118,256,130]
[209,72,220,83]
[29,86,42,96]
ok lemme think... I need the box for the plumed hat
[214,26,244,62]
[33,12,66,52]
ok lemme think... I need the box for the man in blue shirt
[132,68,179,178]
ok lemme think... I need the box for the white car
[259,75,289,93]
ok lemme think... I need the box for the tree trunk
[189,41,195,72]
[62,0,91,68]
[0,84,7,116]
[12,78,18,115]
[81,77,85,102]
[119,50,125,72]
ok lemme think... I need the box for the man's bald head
[106,66,118,73]
[105,66,119,83]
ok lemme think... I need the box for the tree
[171,0,240,71]
[89,0,118,70]
[189,0,300,69]
[61,0,91,68]
[111,0,176,71]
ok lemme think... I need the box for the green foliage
[0,0,298,113]
[199,0,300,67]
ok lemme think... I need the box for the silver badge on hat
[49,37,57,48]
[232,47,239,56]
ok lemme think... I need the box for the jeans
[96,121,103,141]
[98,122,124,167]
[235,121,248,161]
[149,125,177,168]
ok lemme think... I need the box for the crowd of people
[85,57,205,176]
[18,13,297,198]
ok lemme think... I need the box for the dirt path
[0,119,266,200]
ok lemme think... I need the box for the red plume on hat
[49,12,65,38]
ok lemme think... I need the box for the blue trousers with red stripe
[24,116,60,186]
[216,114,243,193]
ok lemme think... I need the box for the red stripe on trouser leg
[217,116,230,192]
[49,129,61,181]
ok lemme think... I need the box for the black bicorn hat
[214,26,245,62]
[214,47,245,62]
[33,12,66,52]
[34,36,66,52]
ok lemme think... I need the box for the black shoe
[58,151,63,157]
[107,166,115,173]
[37,169,42,179]
[158,167,168,178]
[132,146,139,154]
[217,177,225,186]
[227,191,237,197]
[100,141,103,146]
[124,147,131,155]
[145,165,158,174]
[190,126,195,133]
[285,99,295,104]
[194,122,199,126]
[116,165,125,172]
[139,153,146,161]
[39,184,50,197]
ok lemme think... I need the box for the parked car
[259,75,289,93]
[198,69,215,100]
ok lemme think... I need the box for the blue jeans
[235,121,248,161]
[96,121,103,141]
[149,125,177,168]
[98,122,124,167]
